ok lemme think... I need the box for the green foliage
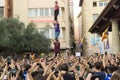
[0,18,51,55]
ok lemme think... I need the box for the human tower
[53,1,60,39]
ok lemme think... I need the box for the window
[38,28,63,39]
[99,2,108,7]
[50,8,54,16]
[39,8,44,16]
[28,8,38,17]
[45,8,49,16]
[35,9,38,16]
[93,14,99,22]
[99,2,103,6]
[0,7,4,18]
[93,1,97,7]
[28,8,60,17]
[104,2,108,6]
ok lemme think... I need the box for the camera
[75,66,80,71]
[7,56,11,65]
[54,68,59,74]
[37,63,41,65]
[0,68,3,72]
[37,63,43,69]
[24,64,31,71]
[88,62,94,69]
[51,67,59,74]
[10,68,17,76]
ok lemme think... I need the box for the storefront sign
[29,20,53,23]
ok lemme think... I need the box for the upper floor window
[50,8,54,16]
[28,8,38,17]
[0,0,4,6]
[44,8,49,16]
[99,2,108,7]
[38,28,63,39]
[93,1,97,7]
[0,7,4,18]
[28,8,61,17]
[39,8,44,16]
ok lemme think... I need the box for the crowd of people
[0,51,120,80]
[0,1,120,80]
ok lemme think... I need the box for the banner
[89,45,100,53]
[75,52,81,57]
[106,38,109,49]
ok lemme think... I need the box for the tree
[0,18,51,55]
[22,22,51,53]
[0,18,25,53]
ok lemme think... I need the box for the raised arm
[0,63,8,80]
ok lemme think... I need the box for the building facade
[1,0,74,49]
[0,0,12,18]
[79,0,110,54]
[89,0,120,54]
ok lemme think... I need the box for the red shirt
[54,5,59,10]
[54,42,60,53]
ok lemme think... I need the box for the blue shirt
[23,71,27,80]
[105,74,112,80]
[92,72,106,80]
[54,23,60,32]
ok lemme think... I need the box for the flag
[79,38,84,47]
[79,35,85,47]
[106,38,109,49]
[102,27,109,41]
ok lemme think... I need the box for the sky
[73,0,81,17]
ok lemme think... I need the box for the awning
[89,0,120,34]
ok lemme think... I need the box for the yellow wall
[13,0,28,26]
[13,0,73,49]
[80,0,110,53]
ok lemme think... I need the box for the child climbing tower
[53,20,60,39]
[53,1,61,58]
[54,1,59,20]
